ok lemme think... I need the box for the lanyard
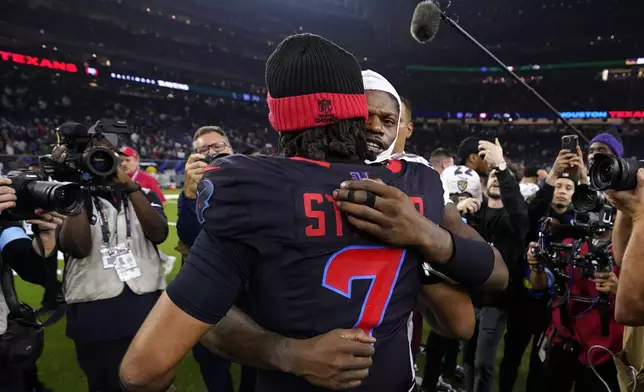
[93,195,132,249]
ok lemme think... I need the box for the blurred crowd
[1,0,643,114]
[2,66,644,175]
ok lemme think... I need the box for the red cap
[119,146,139,158]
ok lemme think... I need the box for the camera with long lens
[39,119,129,189]
[0,171,83,221]
[588,153,644,191]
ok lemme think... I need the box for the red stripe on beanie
[267,92,368,133]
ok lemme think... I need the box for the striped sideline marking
[165,194,178,203]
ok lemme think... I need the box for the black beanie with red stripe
[265,33,368,133]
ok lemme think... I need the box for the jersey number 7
[322,246,406,336]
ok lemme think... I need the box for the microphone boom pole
[438,11,588,143]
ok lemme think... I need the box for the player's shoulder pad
[394,153,432,168]
[197,154,290,243]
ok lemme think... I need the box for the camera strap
[93,197,111,248]
[93,196,132,250]
[122,196,132,249]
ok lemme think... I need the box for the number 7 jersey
[199,154,447,392]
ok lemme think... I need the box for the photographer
[525,227,623,391]
[606,168,644,390]
[0,177,64,391]
[461,139,528,392]
[499,151,582,392]
[57,137,168,392]
[176,126,233,265]
[176,125,254,392]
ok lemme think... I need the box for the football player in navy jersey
[120,34,507,392]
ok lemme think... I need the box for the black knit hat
[265,33,368,133]
[457,136,481,164]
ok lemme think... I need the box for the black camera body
[571,184,615,235]
[588,153,643,191]
[197,152,230,164]
[533,218,612,287]
[0,171,83,221]
[39,120,129,189]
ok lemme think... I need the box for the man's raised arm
[606,168,644,326]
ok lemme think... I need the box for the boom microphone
[411,1,442,43]
[410,0,588,142]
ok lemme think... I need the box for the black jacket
[476,169,528,307]
[526,181,578,241]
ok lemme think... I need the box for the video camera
[533,218,612,290]
[0,170,83,221]
[570,185,615,235]
[588,153,643,191]
[39,120,129,190]
[534,216,613,336]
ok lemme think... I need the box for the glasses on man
[195,141,230,155]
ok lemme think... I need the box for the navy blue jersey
[167,154,447,392]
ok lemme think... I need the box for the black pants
[193,343,234,392]
[0,379,26,392]
[541,344,620,392]
[423,331,460,391]
[74,338,132,392]
[499,296,550,392]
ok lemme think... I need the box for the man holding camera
[176,126,233,265]
[606,168,644,390]
[176,125,251,392]
[525,233,622,391]
[522,133,626,391]
[499,148,582,392]
[0,177,64,392]
[57,139,169,392]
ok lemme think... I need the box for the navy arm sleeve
[177,192,200,247]
[0,223,49,285]
[165,228,258,324]
[143,189,167,222]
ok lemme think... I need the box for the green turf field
[15,189,530,391]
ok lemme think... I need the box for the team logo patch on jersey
[457,179,468,192]
[197,178,214,224]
